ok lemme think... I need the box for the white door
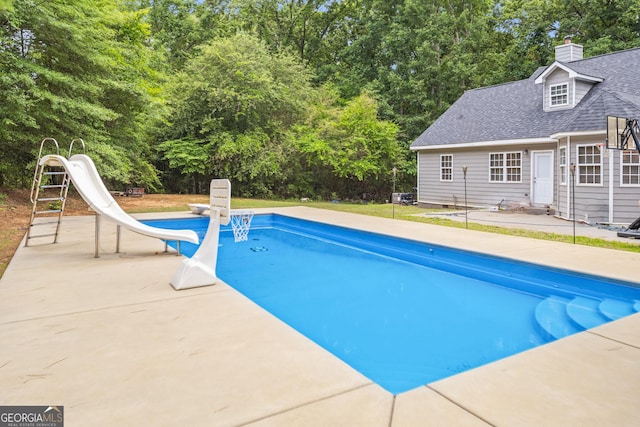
[532,151,554,205]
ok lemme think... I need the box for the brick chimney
[555,36,583,62]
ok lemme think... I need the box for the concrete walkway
[1,207,640,426]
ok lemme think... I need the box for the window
[489,152,521,182]
[559,146,567,185]
[621,150,640,186]
[577,145,601,185]
[440,154,452,181]
[550,83,568,106]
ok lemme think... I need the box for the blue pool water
[143,214,640,394]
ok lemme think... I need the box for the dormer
[534,37,603,112]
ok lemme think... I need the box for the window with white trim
[577,145,601,185]
[489,152,521,182]
[550,83,568,107]
[621,150,640,186]
[440,154,452,181]
[559,146,567,185]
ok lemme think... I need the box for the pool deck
[2,206,640,426]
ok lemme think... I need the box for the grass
[228,198,640,253]
[232,198,427,216]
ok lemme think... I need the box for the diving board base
[170,208,221,290]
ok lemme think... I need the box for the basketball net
[596,143,609,158]
[230,210,254,242]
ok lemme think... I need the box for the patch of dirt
[0,188,207,277]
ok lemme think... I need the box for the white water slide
[40,154,231,290]
[40,154,199,246]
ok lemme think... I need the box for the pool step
[535,296,583,340]
[535,296,640,340]
[599,298,638,320]
[565,297,610,330]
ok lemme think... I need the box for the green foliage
[552,0,640,55]
[157,33,314,196]
[224,0,358,68]
[0,0,162,188]
[141,0,224,69]
[294,90,401,200]
[331,0,511,143]
[0,0,12,12]
[1,0,639,195]
[158,138,210,175]
[500,0,640,67]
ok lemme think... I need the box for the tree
[222,0,358,68]
[320,0,511,194]
[3,0,636,196]
[0,0,162,189]
[500,0,640,67]
[156,33,315,196]
[130,0,227,70]
[294,90,401,200]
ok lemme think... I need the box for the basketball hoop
[230,210,254,242]
[606,115,640,151]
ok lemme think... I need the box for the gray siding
[574,141,608,223]
[418,145,543,209]
[416,137,640,225]
[553,136,639,224]
[612,150,640,224]
[555,136,608,222]
[574,80,593,106]
[417,139,640,225]
[555,43,583,62]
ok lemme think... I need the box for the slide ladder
[24,137,209,290]
[26,141,199,257]
[25,138,73,246]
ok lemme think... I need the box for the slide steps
[534,295,639,340]
[26,139,71,245]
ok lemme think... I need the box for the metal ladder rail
[49,138,86,244]
[68,138,85,157]
[25,138,70,246]
[30,138,59,204]
[51,139,85,240]
[51,167,71,243]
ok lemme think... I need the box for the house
[410,38,640,225]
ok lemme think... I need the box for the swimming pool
[144,214,640,394]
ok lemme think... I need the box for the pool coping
[1,206,639,426]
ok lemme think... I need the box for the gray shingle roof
[411,47,640,149]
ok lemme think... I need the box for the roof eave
[550,129,606,139]
[410,137,557,151]
[534,62,604,84]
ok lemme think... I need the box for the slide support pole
[94,214,101,258]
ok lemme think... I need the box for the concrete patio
[1,207,639,426]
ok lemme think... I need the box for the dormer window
[534,46,603,112]
[550,83,568,106]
